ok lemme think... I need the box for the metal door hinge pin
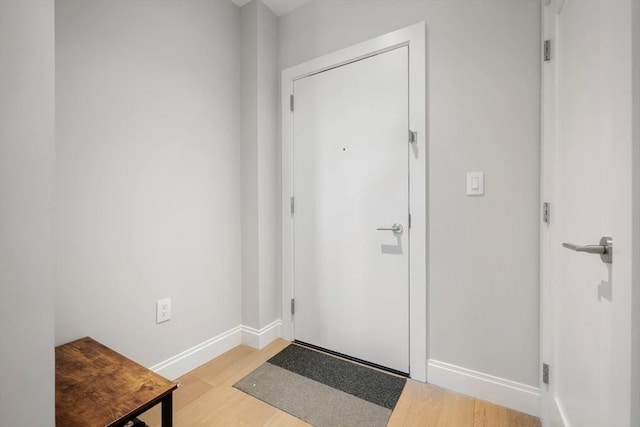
[544,40,552,61]
[543,202,550,223]
[409,130,417,143]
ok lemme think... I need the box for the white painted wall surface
[241,0,280,332]
[241,0,260,330]
[256,0,280,329]
[55,0,242,367]
[631,2,640,426]
[0,1,55,425]
[279,0,541,387]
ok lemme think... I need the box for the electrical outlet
[156,298,171,324]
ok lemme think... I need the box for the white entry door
[541,1,634,426]
[292,47,409,374]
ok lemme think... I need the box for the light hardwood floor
[139,339,541,427]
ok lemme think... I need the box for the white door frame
[281,22,427,382]
[539,1,564,424]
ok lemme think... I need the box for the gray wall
[241,0,281,330]
[279,0,541,386]
[0,1,55,425]
[632,1,640,425]
[55,0,242,367]
[241,0,260,329]
[256,0,280,329]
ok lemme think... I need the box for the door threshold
[293,340,410,378]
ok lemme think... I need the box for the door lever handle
[561,243,605,254]
[562,236,613,264]
[377,223,403,234]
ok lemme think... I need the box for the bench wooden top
[55,337,177,427]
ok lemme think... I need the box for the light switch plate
[466,171,484,196]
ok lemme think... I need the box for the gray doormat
[233,344,406,427]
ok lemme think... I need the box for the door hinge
[543,202,550,223]
[290,196,295,214]
[544,40,552,61]
[290,298,295,315]
[409,130,417,143]
[542,363,550,385]
[290,94,294,112]
[408,213,412,229]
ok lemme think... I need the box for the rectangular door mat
[233,344,406,427]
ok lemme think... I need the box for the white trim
[554,397,571,427]
[539,2,561,427]
[150,325,242,380]
[229,0,250,8]
[427,359,541,417]
[150,322,282,380]
[540,391,568,427]
[281,22,427,382]
[241,319,282,349]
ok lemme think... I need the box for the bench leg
[161,393,173,427]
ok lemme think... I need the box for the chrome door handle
[562,236,613,264]
[377,223,403,234]
[561,243,605,254]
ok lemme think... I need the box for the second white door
[541,1,635,425]
[293,47,409,374]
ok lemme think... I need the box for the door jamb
[539,1,564,425]
[280,22,428,382]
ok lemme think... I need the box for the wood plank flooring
[139,339,540,427]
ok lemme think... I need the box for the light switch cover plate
[466,171,484,196]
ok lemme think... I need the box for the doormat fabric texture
[233,344,406,427]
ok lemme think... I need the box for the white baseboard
[554,397,571,427]
[539,390,568,426]
[427,359,541,417]
[241,319,282,349]
[150,326,242,380]
[149,321,282,380]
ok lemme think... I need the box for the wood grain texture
[140,339,541,427]
[56,337,177,427]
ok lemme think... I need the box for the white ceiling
[230,0,311,17]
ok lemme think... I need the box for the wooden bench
[56,337,177,427]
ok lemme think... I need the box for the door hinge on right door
[291,298,295,315]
